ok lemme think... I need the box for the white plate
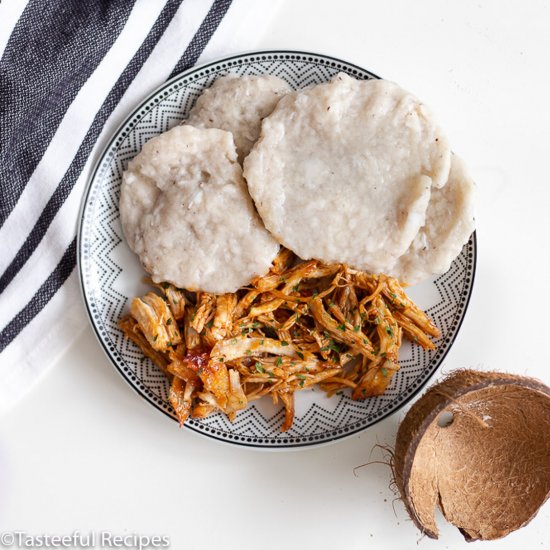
[77,50,476,449]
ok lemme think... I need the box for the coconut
[393,369,550,541]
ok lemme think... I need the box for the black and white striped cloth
[0,0,278,410]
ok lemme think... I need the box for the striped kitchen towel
[0,0,280,411]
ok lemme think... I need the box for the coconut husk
[393,369,550,541]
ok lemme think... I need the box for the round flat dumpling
[187,74,291,161]
[388,154,475,285]
[244,73,451,274]
[120,125,280,294]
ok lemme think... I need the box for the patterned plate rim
[77,50,478,450]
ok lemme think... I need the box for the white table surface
[1,1,549,549]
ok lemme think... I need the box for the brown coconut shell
[393,369,550,541]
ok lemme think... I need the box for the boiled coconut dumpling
[186,74,291,162]
[119,125,280,294]
[244,73,452,275]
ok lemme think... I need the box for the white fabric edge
[196,0,285,64]
[0,272,86,413]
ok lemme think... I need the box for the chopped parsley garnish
[275,357,283,366]
[296,351,304,360]
[296,374,306,379]
[336,323,346,331]
[162,282,170,289]
[353,325,360,332]
[381,367,388,377]
[255,362,265,373]
[281,340,289,346]
[386,326,394,337]
[166,318,172,325]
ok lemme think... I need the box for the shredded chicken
[130,292,181,351]
[119,248,440,431]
